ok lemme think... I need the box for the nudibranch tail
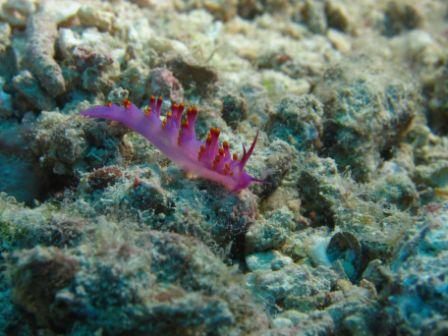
[240,130,259,170]
[81,97,261,191]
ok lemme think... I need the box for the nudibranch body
[81,97,262,191]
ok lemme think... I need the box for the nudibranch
[81,96,262,191]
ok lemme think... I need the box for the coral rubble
[0,0,447,334]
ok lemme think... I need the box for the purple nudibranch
[81,96,262,191]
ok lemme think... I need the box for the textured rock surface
[0,0,447,334]
[315,58,417,181]
[385,203,448,335]
[267,95,324,151]
[6,229,268,335]
[25,0,69,96]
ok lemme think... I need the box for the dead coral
[383,1,423,37]
[166,55,218,96]
[424,59,448,134]
[267,94,324,151]
[12,70,56,111]
[220,93,248,129]
[25,0,66,97]
[78,4,115,32]
[296,153,345,228]
[148,67,184,102]
[384,204,448,334]
[300,0,327,34]
[175,0,238,22]
[86,166,123,190]
[32,112,88,175]
[252,139,297,198]
[7,228,268,335]
[245,207,294,253]
[30,110,127,181]
[237,0,292,19]
[8,246,79,332]
[324,0,351,33]
[0,0,37,28]
[0,195,86,249]
[121,178,175,215]
[315,57,417,181]
[0,22,15,84]
[247,262,339,315]
[64,45,115,94]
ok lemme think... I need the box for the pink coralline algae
[81,97,262,191]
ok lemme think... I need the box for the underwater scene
[0,0,447,335]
